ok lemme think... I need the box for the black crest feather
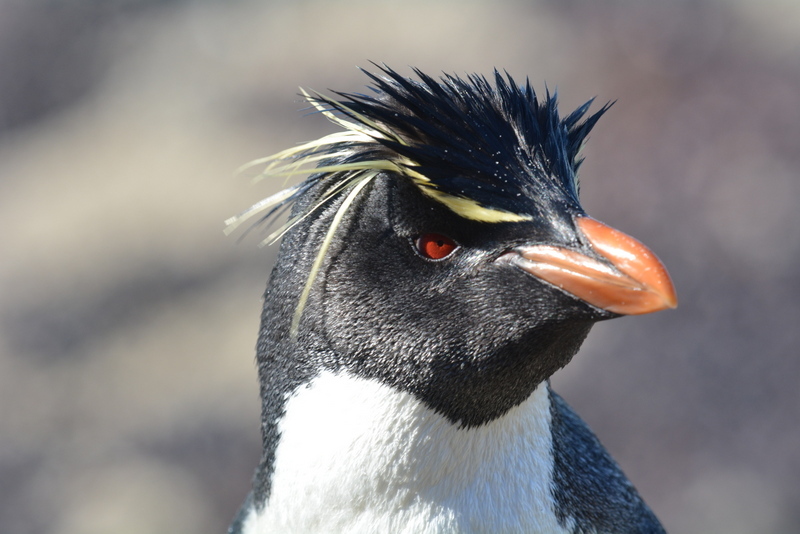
[226,65,611,335]
[347,65,610,211]
[227,65,610,237]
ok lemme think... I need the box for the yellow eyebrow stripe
[415,185,532,223]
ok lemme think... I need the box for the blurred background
[1,0,798,532]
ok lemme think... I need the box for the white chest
[242,371,572,534]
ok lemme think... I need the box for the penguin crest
[226,65,610,336]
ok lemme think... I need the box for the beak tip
[577,216,678,316]
[653,276,678,312]
[663,291,679,311]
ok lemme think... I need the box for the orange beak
[513,217,677,315]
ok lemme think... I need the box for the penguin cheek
[321,252,474,373]
[477,262,613,328]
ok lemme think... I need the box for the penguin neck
[244,369,572,534]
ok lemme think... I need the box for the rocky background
[1,1,799,533]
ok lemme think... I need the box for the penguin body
[227,67,674,534]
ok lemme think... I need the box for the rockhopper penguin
[226,66,677,533]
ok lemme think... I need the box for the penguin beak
[511,217,678,315]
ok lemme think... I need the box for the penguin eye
[415,233,458,260]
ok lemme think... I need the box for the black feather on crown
[345,66,609,215]
[226,65,610,335]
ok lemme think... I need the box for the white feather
[241,371,573,534]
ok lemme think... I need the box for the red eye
[416,233,458,260]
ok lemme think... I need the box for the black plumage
[234,66,610,237]
[227,66,675,534]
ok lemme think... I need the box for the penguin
[226,66,677,534]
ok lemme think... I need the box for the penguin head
[231,66,676,427]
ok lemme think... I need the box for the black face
[308,175,612,427]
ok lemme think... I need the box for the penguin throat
[242,370,573,534]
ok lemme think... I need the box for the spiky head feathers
[228,66,609,234]
[226,66,610,335]
[337,66,610,221]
